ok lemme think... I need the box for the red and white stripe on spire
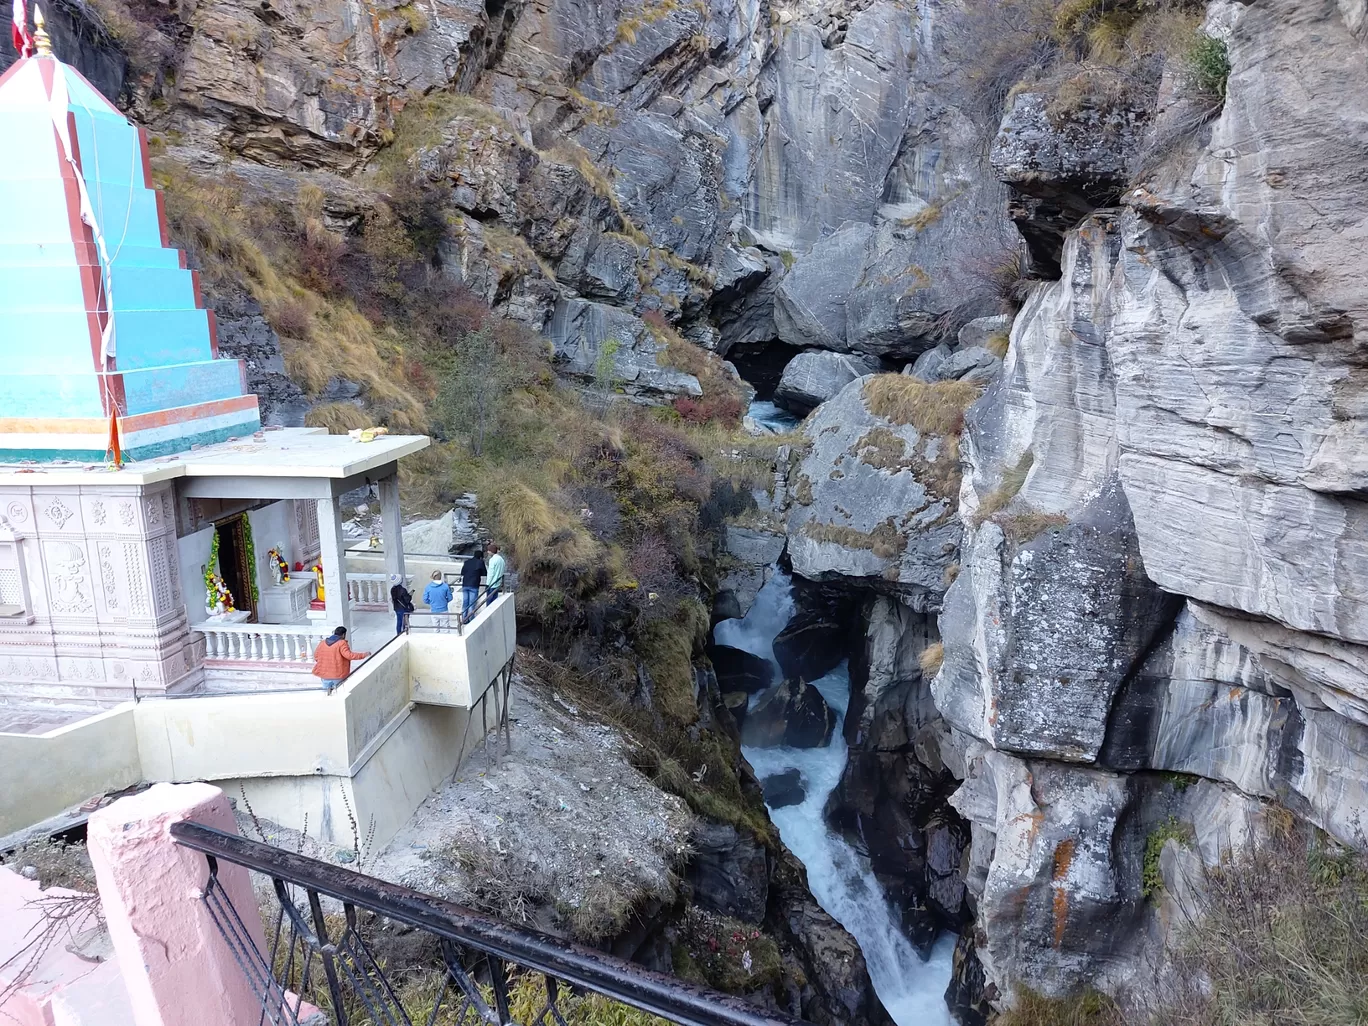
[12,0,34,57]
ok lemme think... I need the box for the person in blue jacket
[423,570,453,630]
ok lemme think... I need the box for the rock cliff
[935,0,1368,1011]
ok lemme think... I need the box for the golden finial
[33,6,53,57]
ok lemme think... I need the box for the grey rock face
[774,351,878,414]
[718,526,786,619]
[828,595,970,954]
[2,0,126,102]
[747,3,917,250]
[991,90,1151,273]
[205,284,307,426]
[936,347,1001,384]
[687,821,769,923]
[934,5,1368,1003]
[956,315,1011,352]
[773,224,874,352]
[786,377,962,606]
[1103,601,1368,848]
[950,745,1269,1000]
[548,300,702,401]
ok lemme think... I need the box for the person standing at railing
[311,627,371,693]
[461,548,486,624]
[423,570,453,631]
[390,574,415,634]
[485,543,506,602]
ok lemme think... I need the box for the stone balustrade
[346,572,394,610]
[192,623,329,665]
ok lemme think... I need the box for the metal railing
[171,820,809,1026]
[405,586,504,637]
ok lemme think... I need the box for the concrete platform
[0,703,98,737]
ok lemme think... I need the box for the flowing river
[715,571,954,1026]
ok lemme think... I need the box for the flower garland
[242,516,259,604]
[205,530,236,614]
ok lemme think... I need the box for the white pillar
[316,495,350,635]
[378,470,405,584]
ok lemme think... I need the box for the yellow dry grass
[155,166,426,430]
[862,375,983,437]
[919,642,944,677]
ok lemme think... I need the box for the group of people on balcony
[389,543,506,633]
[311,545,508,690]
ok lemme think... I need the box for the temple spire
[32,4,50,56]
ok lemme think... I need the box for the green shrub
[1187,33,1230,99]
[1142,817,1192,898]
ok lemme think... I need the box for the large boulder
[708,644,774,695]
[761,769,807,809]
[785,376,965,607]
[547,300,702,402]
[686,821,769,924]
[772,609,848,684]
[402,511,456,556]
[774,351,879,415]
[773,224,874,351]
[743,679,837,749]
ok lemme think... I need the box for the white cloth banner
[11,0,33,57]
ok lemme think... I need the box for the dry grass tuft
[994,508,1068,543]
[1146,828,1368,1026]
[801,519,907,560]
[156,166,426,428]
[919,642,944,677]
[973,451,1035,524]
[995,987,1122,1026]
[482,479,602,575]
[862,375,983,437]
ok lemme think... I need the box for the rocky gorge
[15,0,1368,1020]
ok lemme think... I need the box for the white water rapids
[715,571,955,1026]
[746,399,802,434]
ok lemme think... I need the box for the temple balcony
[0,427,519,852]
[0,593,517,850]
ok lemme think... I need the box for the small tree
[434,327,511,456]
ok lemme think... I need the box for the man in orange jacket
[311,626,370,693]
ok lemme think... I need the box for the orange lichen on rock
[1052,838,1076,948]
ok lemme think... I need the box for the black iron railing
[171,821,808,1026]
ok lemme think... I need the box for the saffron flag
[11,0,33,57]
[106,409,122,467]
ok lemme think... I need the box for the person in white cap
[389,573,414,634]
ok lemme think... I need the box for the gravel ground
[237,678,696,940]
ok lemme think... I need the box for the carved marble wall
[0,482,203,704]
